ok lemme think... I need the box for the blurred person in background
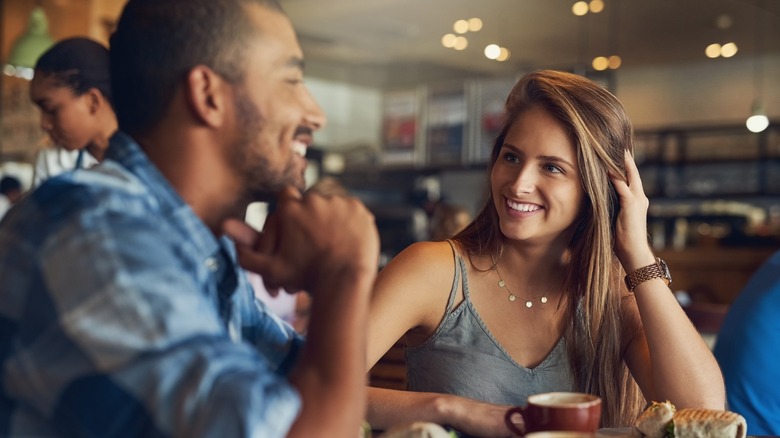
[0,175,23,220]
[429,201,471,241]
[29,37,116,188]
[714,250,780,436]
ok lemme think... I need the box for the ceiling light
[608,55,622,69]
[592,56,609,71]
[453,20,469,34]
[746,102,769,133]
[442,33,457,48]
[496,47,511,62]
[747,0,768,133]
[572,1,589,16]
[453,36,468,51]
[589,0,605,13]
[6,6,54,71]
[484,44,501,60]
[705,43,721,58]
[468,18,483,32]
[720,42,738,58]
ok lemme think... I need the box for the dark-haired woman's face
[30,74,96,151]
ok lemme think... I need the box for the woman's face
[490,106,585,247]
[30,73,96,151]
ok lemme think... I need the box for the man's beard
[230,92,303,204]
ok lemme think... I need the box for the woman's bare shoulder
[385,240,460,272]
[375,240,461,305]
[371,240,462,341]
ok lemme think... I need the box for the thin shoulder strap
[444,239,463,314]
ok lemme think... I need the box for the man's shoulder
[37,162,148,207]
[1,164,155,246]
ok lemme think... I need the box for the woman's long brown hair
[455,70,644,426]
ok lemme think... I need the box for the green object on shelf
[7,7,54,69]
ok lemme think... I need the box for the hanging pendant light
[746,101,769,133]
[746,0,769,133]
[4,6,54,80]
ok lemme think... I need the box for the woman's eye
[502,152,519,163]
[543,163,564,174]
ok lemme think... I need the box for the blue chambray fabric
[0,132,303,437]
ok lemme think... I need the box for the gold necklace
[494,265,549,308]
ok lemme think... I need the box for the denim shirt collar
[105,131,229,268]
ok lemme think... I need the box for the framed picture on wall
[469,77,517,164]
[426,84,468,167]
[381,88,424,166]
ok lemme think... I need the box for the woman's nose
[510,167,536,194]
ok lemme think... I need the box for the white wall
[305,77,383,150]
[616,54,780,129]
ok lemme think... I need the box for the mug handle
[504,406,526,436]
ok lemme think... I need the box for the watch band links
[625,257,670,292]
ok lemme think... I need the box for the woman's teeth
[508,200,540,212]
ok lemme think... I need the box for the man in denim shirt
[0,1,379,437]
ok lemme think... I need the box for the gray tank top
[405,242,575,405]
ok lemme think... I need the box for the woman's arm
[613,151,725,409]
[366,241,452,370]
[365,241,514,437]
[368,387,513,437]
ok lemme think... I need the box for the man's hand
[224,185,379,299]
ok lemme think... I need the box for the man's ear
[184,65,229,128]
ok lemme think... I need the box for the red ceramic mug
[504,392,602,436]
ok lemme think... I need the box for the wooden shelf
[657,246,778,304]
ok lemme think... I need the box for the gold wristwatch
[624,257,672,292]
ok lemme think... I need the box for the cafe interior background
[1,0,779,368]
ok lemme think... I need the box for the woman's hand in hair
[610,150,656,273]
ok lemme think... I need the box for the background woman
[29,37,116,187]
[366,70,724,437]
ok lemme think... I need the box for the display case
[635,124,780,198]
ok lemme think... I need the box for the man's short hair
[0,176,21,195]
[109,0,282,136]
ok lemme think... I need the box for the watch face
[658,258,672,285]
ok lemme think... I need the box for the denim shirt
[0,132,303,437]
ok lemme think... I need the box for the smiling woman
[364,69,725,437]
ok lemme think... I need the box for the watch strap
[625,257,670,292]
